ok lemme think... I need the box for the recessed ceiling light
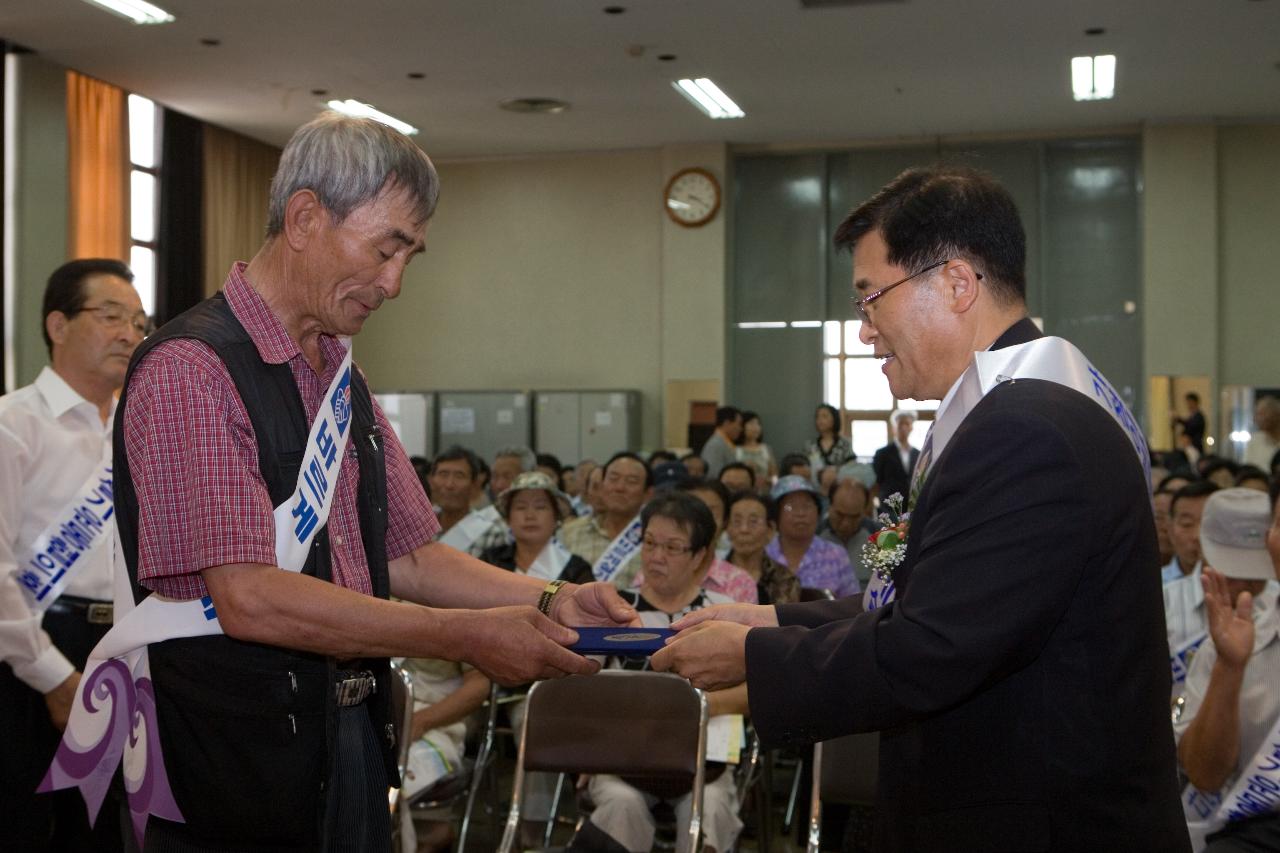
[500,98,570,114]
[326,99,418,135]
[80,0,175,24]
[1071,55,1116,101]
[672,78,745,119]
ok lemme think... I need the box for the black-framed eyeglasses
[641,536,695,558]
[75,302,150,337]
[850,260,982,324]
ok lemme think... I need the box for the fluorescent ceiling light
[80,0,175,24]
[326,99,419,135]
[737,321,787,329]
[673,78,745,119]
[1071,55,1116,101]
[790,320,823,328]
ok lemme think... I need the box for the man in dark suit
[653,166,1189,852]
[871,409,919,502]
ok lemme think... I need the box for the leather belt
[45,596,114,626]
[334,670,377,707]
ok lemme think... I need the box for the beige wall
[358,144,729,452]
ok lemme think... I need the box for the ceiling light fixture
[1071,54,1116,101]
[326,99,418,135]
[672,78,745,119]
[80,0,175,25]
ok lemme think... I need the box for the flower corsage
[861,492,910,583]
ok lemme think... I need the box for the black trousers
[1206,813,1280,853]
[141,702,391,852]
[0,605,122,852]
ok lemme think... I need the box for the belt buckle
[86,603,114,625]
[335,672,376,707]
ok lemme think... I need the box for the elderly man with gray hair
[65,113,637,850]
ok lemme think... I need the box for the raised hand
[1201,567,1255,670]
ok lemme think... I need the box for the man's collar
[34,366,101,420]
[989,316,1042,351]
[224,262,304,366]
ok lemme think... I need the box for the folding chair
[805,732,879,853]
[498,671,710,853]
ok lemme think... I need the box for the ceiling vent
[800,0,905,7]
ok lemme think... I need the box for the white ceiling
[3,0,1278,159]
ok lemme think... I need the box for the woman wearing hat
[481,471,594,583]
[764,475,860,599]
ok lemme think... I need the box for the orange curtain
[66,70,129,261]
[202,125,280,296]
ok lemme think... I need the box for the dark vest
[113,293,396,848]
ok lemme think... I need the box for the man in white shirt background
[0,259,145,851]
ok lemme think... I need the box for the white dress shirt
[0,366,115,692]
[1164,562,1206,650]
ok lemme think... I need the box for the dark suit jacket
[872,441,920,501]
[745,319,1189,853]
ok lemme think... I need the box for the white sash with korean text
[1171,632,1210,688]
[862,335,1148,612]
[41,341,356,845]
[593,515,643,584]
[438,504,501,553]
[1183,714,1280,850]
[15,447,115,611]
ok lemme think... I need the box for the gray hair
[266,111,439,236]
[494,446,536,472]
[889,408,917,426]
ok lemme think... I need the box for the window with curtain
[66,70,128,264]
[128,94,159,315]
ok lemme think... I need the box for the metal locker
[580,391,640,462]
[534,392,582,464]
[372,392,435,460]
[436,391,532,464]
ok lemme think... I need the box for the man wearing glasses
[0,259,145,851]
[656,166,1189,851]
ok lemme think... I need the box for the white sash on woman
[862,335,1148,612]
[15,446,115,610]
[41,343,356,844]
[525,540,573,582]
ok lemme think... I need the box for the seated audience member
[398,657,490,853]
[583,464,608,517]
[1200,457,1238,489]
[470,455,491,510]
[872,408,920,502]
[673,479,757,603]
[1233,466,1270,493]
[816,465,839,500]
[778,452,813,482]
[1174,487,1280,851]
[410,454,431,496]
[700,405,743,479]
[1165,482,1221,659]
[649,449,679,468]
[480,471,593,583]
[717,461,756,496]
[805,403,854,482]
[561,452,654,588]
[467,446,536,554]
[561,465,580,503]
[1150,463,1171,495]
[571,492,745,853]
[535,452,564,484]
[1244,396,1280,472]
[571,460,600,516]
[1154,485,1177,569]
[1161,471,1195,496]
[651,460,690,492]
[427,446,483,537]
[734,410,776,489]
[725,491,800,605]
[765,476,860,598]
[680,453,708,480]
[821,477,878,587]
